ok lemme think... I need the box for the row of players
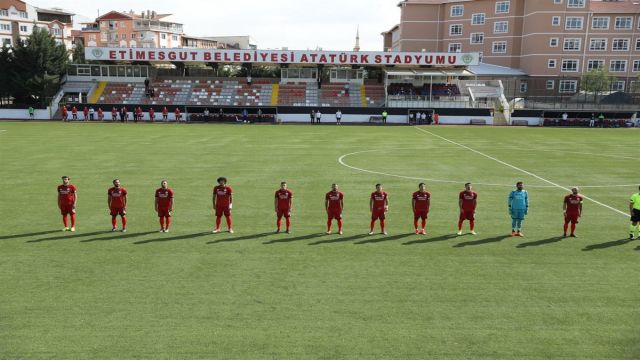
[61,106,184,122]
[56,176,616,239]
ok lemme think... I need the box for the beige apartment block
[383,0,640,93]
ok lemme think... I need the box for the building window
[172,35,178,41]
[0,23,10,31]
[610,60,627,72]
[494,21,508,33]
[495,1,510,14]
[552,16,561,26]
[565,17,583,30]
[567,0,585,8]
[612,39,630,51]
[519,81,528,93]
[2,38,10,46]
[561,59,579,72]
[449,24,463,36]
[19,11,27,18]
[89,34,96,41]
[492,41,507,53]
[610,81,625,92]
[615,17,632,30]
[0,10,8,17]
[554,0,562,3]
[587,60,604,71]
[19,25,27,33]
[559,80,577,93]
[451,5,463,17]
[161,33,167,40]
[546,80,555,90]
[121,34,126,40]
[131,34,136,39]
[636,38,640,50]
[591,17,609,30]
[633,60,640,72]
[549,38,559,47]
[472,13,485,25]
[470,33,484,44]
[448,43,461,52]
[548,59,557,68]
[563,38,581,51]
[589,38,607,51]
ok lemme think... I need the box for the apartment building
[81,10,184,49]
[0,0,74,48]
[383,0,640,93]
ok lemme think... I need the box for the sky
[30,0,401,51]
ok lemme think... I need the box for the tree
[0,46,13,105]
[72,41,85,64]
[10,26,68,107]
[580,66,614,103]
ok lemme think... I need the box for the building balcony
[134,23,183,34]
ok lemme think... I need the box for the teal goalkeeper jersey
[509,190,529,210]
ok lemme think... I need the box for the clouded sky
[30,0,400,51]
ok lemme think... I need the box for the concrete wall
[0,108,52,120]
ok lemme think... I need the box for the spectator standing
[218,108,224,122]
[598,113,605,128]
[257,108,263,122]
[111,107,117,122]
[149,108,155,122]
[344,83,350,96]
[28,106,35,119]
[316,110,322,124]
[247,75,252,86]
[61,106,68,122]
[204,108,210,119]
[97,107,103,121]
[83,106,89,121]
[310,110,316,124]
[144,78,150,91]
[89,107,95,121]
[382,110,388,124]
[175,108,182,122]
[562,112,568,123]
[71,106,78,121]
[162,106,169,121]
[336,109,342,125]
[589,113,596,128]
[242,109,249,123]
[421,112,427,124]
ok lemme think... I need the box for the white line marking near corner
[413,126,628,217]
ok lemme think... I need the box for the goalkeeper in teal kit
[508,182,529,237]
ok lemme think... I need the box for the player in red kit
[563,187,583,237]
[162,106,169,121]
[325,183,344,235]
[61,106,68,122]
[57,176,77,231]
[412,183,431,235]
[274,181,293,233]
[369,184,389,235]
[175,108,182,122]
[458,182,478,235]
[111,107,117,121]
[149,108,155,122]
[155,180,174,233]
[212,177,233,233]
[107,179,128,232]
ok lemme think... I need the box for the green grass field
[0,122,639,359]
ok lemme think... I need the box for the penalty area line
[413,126,628,217]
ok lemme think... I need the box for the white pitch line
[413,126,629,217]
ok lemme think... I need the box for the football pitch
[0,122,638,359]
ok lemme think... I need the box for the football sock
[370,220,375,232]
[458,220,463,231]
[165,217,170,229]
[413,219,419,230]
[635,225,640,238]
[570,223,576,234]
[62,215,68,228]
[380,220,385,232]
[337,219,343,232]
[564,222,569,234]
[111,216,117,228]
[285,218,290,230]
[160,217,165,229]
[225,216,232,229]
[276,218,282,230]
[122,216,127,229]
[216,216,222,229]
[71,214,76,227]
[327,219,332,231]
[470,220,475,231]
[421,219,427,229]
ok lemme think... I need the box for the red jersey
[213,185,233,207]
[111,107,117,116]
[459,191,478,211]
[275,189,293,209]
[61,107,68,115]
[57,184,77,205]
[412,191,431,212]
[162,107,168,115]
[175,109,181,115]
[370,191,388,210]
[325,191,344,210]
[71,106,77,114]
[564,194,583,213]
[97,108,103,116]
[156,188,174,209]
[108,187,128,208]
[149,109,155,117]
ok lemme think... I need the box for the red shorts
[110,207,126,216]
[60,204,74,215]
[216,206,231,217]
[277,208,291,218]
[565,212,579,223]
[459,210,475,221]
[414,210,428,220]
[327,209,342,220]
[371,209,386,221]
[157,208,171,217]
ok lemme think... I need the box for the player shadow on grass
[80,231,158,242]
[453,234,512,248]
[207,232,272,244]
[354,233,414,244]
[516,236,565,248]
[26,231,109,243]
[263,233,325,244]
[308,233,370,245]
[402,234,458,245]
[133,232,212,245]
[1,230,59,240]
[582,238,633,251]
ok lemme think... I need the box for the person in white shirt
[89,107,95,121]
[562,112,568,122]
[336,110,342,125]
[316,110,322,124]
[421,112,427,124]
